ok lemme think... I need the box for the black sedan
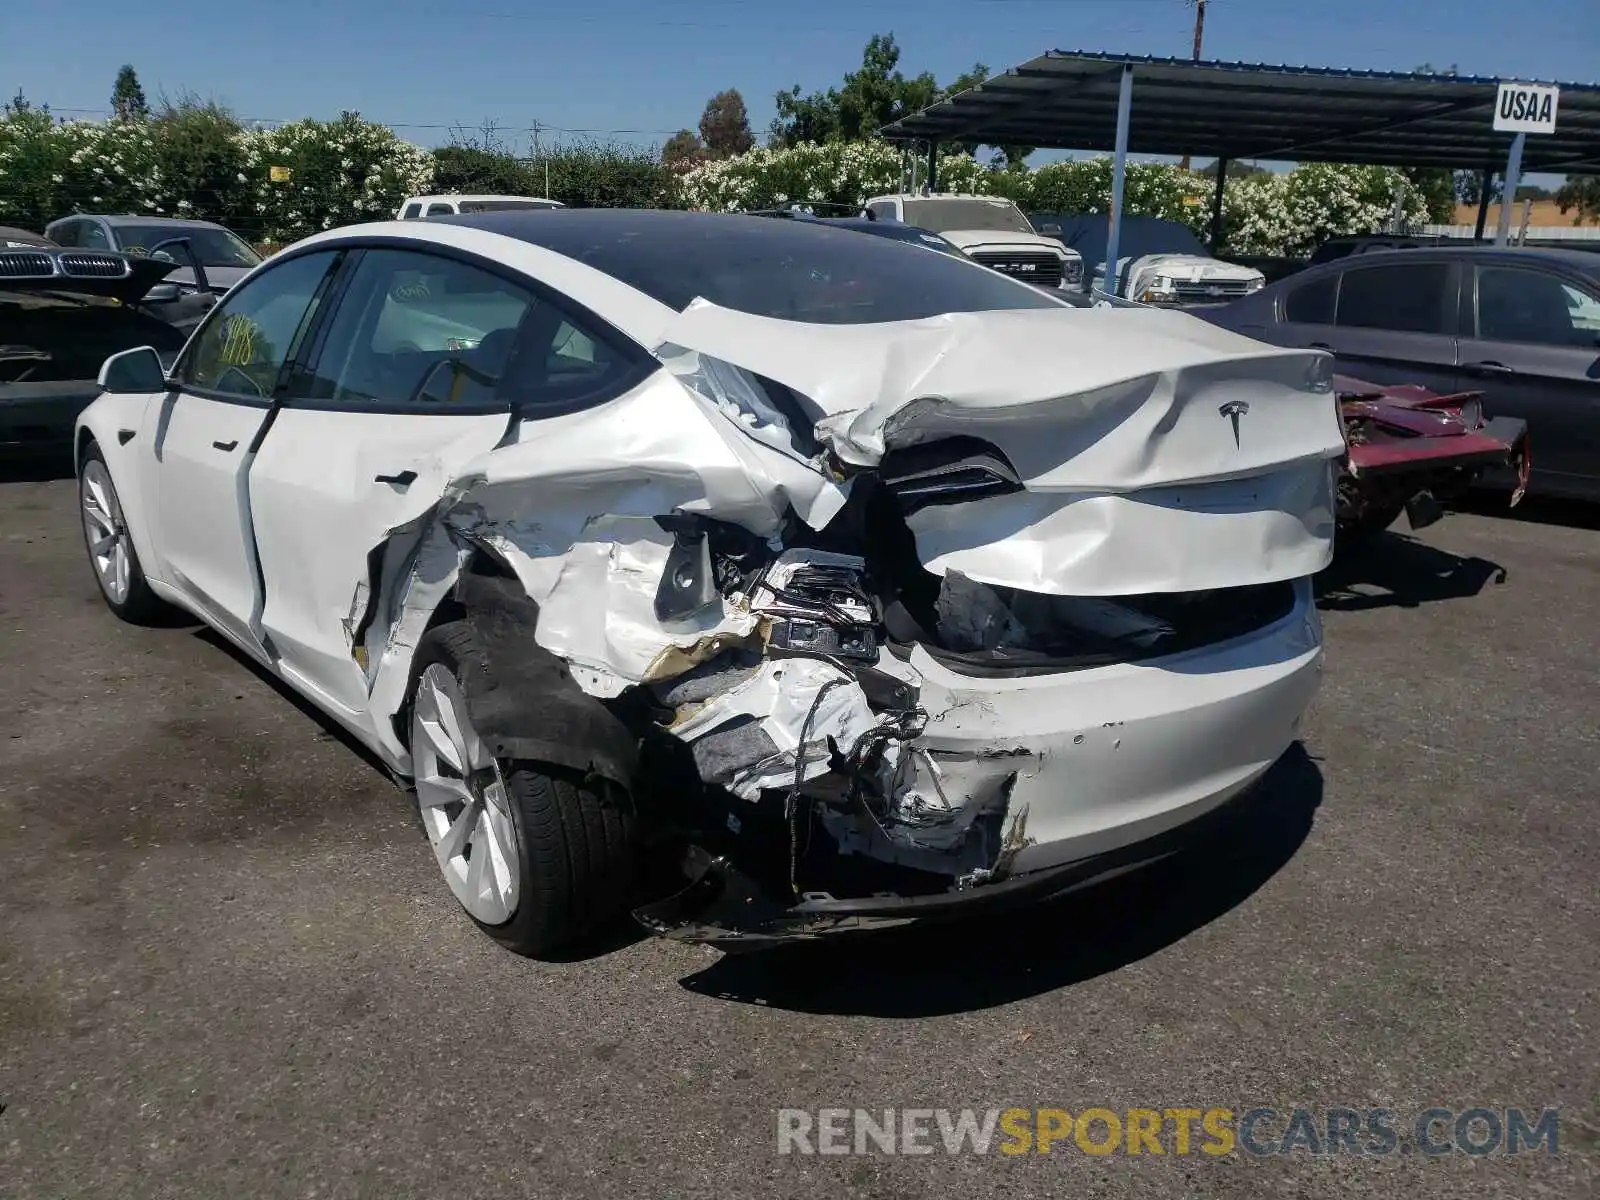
[1,248,192,452]
[1203,245,1600,502]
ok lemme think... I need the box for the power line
[41,106,682,137]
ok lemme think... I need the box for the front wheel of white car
[407,622,636,957]
[78,443,169,624]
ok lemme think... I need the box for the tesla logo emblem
[1219,399,1250,447]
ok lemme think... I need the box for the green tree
[1556,176,1600,223]
[697,90,753,159]
[111,66,149,122]
[1195,159,1270,180]
[149,96,254,230]
[661,129,706,166]
[770,34,979,147]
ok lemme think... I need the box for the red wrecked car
[1334,374,1530,539]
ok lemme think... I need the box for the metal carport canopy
[879,51,1600,173]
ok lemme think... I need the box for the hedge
[0,105,1430,258]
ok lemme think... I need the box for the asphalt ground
[0,462,1595,1199]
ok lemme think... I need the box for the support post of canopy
[1495,132,1526,246]
[1208,156,1228,253]
[926,140,939,194]
[1102,64,1135,296]
[1473,168,1493,241]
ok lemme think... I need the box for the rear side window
[1335,263,1451,334]
[1283,273,1337,324]
[299,249,534,408]
[1476,267,1600,347]
[400,203,422,219]
[296,248,647,414]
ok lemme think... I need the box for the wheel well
[75,427,97,470]
[390,544,523,750]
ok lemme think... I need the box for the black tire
[78,442,171,624]
[408,620,636,957]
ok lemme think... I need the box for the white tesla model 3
[76,210,1340,955]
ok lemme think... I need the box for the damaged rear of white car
[77,211,1341,955]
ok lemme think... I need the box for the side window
[181,251,339,399]
[1283,272,1337,324]
[297,249,534,408]
[80,222,112,250]
[868,201,896,221]
[1335,263,1451,334]
[400,203,423,219]
[50,220,80,247]
[424,202,457,217]
[1477,267,1599,347]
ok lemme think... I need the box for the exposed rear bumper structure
[634,580,1323,945]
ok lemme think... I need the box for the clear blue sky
[3,0,1597,164]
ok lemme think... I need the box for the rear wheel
[78,444,169,623]
[408,622,636,957]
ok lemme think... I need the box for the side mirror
[99,346,169,394]
[143,282,182,303]
[147,236,212,295]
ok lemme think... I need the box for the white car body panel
[1118,253,1265,300]
[249,407,513,716]
[863,194,1084,279]
[74,217,1334,913]
[142,393,275,660]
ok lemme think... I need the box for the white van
[397,195,566,219]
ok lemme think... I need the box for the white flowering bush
[1024,158,1211,232]
[1221,164,1427,257]
[253,114,433,243]
[0,111,1434,261]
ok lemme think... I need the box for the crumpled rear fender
[449,570,640,790]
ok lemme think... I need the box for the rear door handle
[212,439,238,451]
[374,470,418,487]
[1308,341,1333,351]
[1465,361,1515,376]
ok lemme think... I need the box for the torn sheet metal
[908,460,1336,596]
[655,299,1345,482]
[651,299,1344,594]
[665,657,886,801]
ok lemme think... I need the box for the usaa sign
[1494,82,1559,134]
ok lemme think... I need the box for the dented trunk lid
[657,301,1345,595]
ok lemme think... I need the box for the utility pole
[1178,0,1207,170]
[530,120,551,198]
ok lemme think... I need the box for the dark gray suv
[1204,246,1600,501]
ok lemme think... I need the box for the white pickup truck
[862,193,1084,291]
[397,195,566,219]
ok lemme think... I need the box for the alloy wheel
[411,663,521,925]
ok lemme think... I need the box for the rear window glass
[445,211,1062,325]
[1335,263,1451,334]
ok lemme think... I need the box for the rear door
[144,249,343,658]
[1457,262,1600,494]
[1324,258,1462,393]
[244,246,536,719]
[1269,266,1339,349]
